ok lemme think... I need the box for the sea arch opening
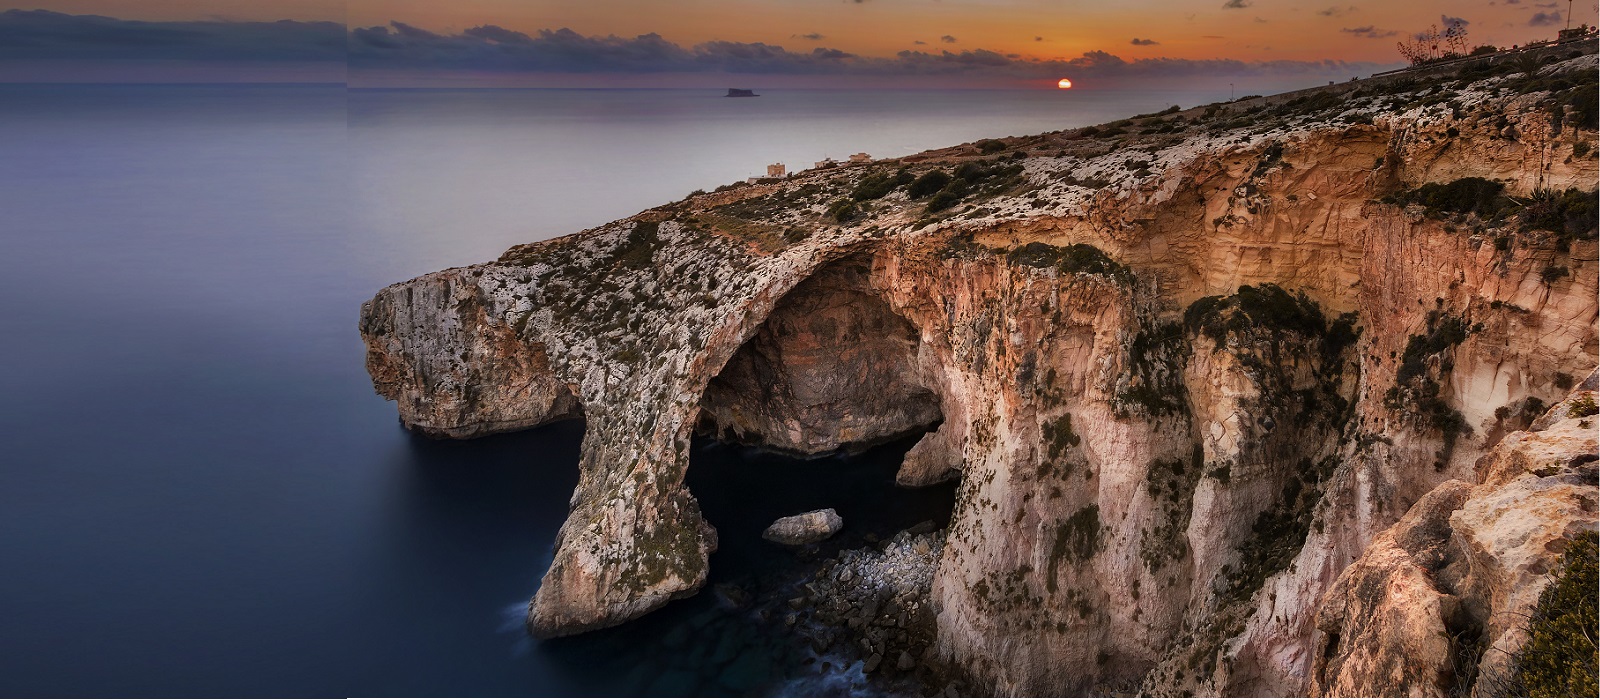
[682,248,958,576]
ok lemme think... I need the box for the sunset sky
[3,1,1595,86]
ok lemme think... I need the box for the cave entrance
[689,252,954,571]
[696,254,943,457]
[684,433,957,586]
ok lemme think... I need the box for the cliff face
[1310,377,1598,697]
[360,50,1599,694]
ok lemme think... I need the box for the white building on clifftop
[747,162,788,184]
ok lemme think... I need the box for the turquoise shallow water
[0,83,1248,696]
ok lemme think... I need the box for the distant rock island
[726,88,758,97]
[361,42,1599,697]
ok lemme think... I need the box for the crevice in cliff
[1142,284,1364,695]
[695,253,944,458]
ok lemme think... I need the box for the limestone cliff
[361,47,1599,695]
[1310,377,1598,697]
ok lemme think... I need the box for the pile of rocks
[779,522,963,693]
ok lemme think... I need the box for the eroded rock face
[698,255,942,455]
[1310,386,1599,697]
[359,48,1599,693]
[360,272,582,438]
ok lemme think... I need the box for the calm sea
[1,83,1227,697]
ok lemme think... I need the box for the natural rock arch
[696,253,945,458]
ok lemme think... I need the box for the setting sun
[1057,78,1073,89]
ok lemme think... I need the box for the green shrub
[975,138,1007,154]
[1385,311,1471,442]
[1541,265,1570,285]
[1113,321,1190,418]
[1183,283,1328,343]
[1217,457,1336,602]
[1516,532,1598,697]
[1396,311,1469,384]
[1041,413,1081,460]
[826,198,860,223]
[1046,505,1103,593]
[1384,177,1514,219]
[1521,188,1599,244]
[1005,242,1135,284]
[615,220,660,269]
[1566,83,1598,131]
[850,168,913,201]
[952,160,1024,187]
[925,190,961,212]
[1569,393,1598,418]
[908,169,952,198]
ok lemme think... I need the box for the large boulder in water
[763,508,843,545]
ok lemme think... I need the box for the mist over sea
[2,83,1242,696]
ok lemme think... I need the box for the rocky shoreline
[700,523,960,696]
[784,525,960,696]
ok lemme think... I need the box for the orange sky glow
[23,0,1593,64]
[7,0,1596,87]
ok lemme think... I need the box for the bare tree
[1397,20,1470,66]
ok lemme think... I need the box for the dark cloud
[912,40,927,45]
[344,24,1393,82]
[351,24,697,73]
[0,9,343,62]
[0,11,1398,86]
[797,32,825,40]
[1130,38,1160,45]
[1340,26,1398,38]
[463,25,533,44]
[895,47,1012,68]
[1222,0,1252,9]
[940,35,957,43]
[1034,36,1045,41]
[1317,6,1357,17]
[1441,15,1470,28]
[1528,11,1563,25]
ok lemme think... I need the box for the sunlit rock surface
[1310,380,1598,697]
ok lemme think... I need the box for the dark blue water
[0,84,976,697]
